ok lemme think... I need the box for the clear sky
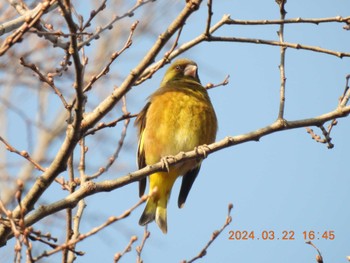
[2,1,350,262]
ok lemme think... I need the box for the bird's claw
[160,156,176,172]
[195,144,211,159]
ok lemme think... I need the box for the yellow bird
[135,58,218,233]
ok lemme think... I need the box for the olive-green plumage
[135,58,217,233]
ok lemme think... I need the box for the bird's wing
[136,102,150,197]
[178,165,201,208]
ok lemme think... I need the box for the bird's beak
[184,64,198,78]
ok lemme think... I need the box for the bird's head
[161,58,201,85]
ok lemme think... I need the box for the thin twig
[277,0,287,120]
[0,1,58,36]
[225,16,350,26]
[135,23,185,85]
[0,136,45,172]
[114,236,138,263]
[306,241,324,263]
[33,195,148,261]
[306,73,350,147]
[205,75,230,90]
[319,125,334,149]
[326,119,337,134]
[86,96,131,180]
[47,53,72,79]
[66,138,88,262]
[83,21,139,93]
[0,0,57,56]
[84,113,137,137]
[63,155,74,262]
[28,230,58,246]
[183,203,233,263]
[306,125,334,148]
[28,29,93,38]
[78,0,155,49]
[339,74,350,107]
[207,35,350,58]
[0,200,22,260]
[81,0,107,31]
[19,57,71,110]
[135,14,229,85]
[136,226,150,263]
[205,0,213,36]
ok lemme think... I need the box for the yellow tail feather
[139,171,179,233]
[139,197,157,226]
[139,196,168,234]
[155,200,167,234]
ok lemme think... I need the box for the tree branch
[6,104,348,240]
[207,35,350,58]
[277,0,287,120]
[183,203,233,263]
[225,16,350,26]
[0,0,58,56]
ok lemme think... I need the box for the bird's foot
[160,155,176,172]
[195,144,211,159]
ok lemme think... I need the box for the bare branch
[114,235,138,263]
[32,195,147,261]
[306,73,350,147]
[225,16,350,26]
[78,0,155,49]
[86,96,131,180]
[19,57,71,110]
[83,21,139,93]
[205,0,213,36]
[14,104,350,236]
[0,136,45,172]
[306,241,324,263]
[205,75,230,90]
[0,0,57,56]
[134,22,185,85]
[0,1,58,36]
[183,203,233,263]
[136,226,150,263]
[84,113,137,137]
[277,0,287,120]
[340,74,350,107]
[207,35,350,58]
[81,0,107,32]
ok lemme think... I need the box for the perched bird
[135,58,217,233]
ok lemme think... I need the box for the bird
[135,58,218,233]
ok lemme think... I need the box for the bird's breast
[143,89,217,165]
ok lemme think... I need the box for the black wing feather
[178,165,201,208]
[135,102,151,197]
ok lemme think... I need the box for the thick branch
[81,0,203,131]
[13,104,350,236]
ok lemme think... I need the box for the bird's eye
[175,65,182,71]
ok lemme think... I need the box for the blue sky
[1,1,350,262]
